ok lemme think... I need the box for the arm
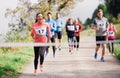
[47,25,52,38]
[114,26,117,33]
[65,23,68,32]
[51,21,57,31]
[31,27,35,39]
[78,23,82,32]
[91,19,99,31]
[91,24,99,31]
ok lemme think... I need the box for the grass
[114,24,120,60]
[114,44,120,60]
[61,27,95,42]
[0,25,119,78]
[80,28,95,37]
[0,47,34,78]
[115,24,120,39]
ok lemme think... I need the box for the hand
[48,34,52,38]
[96,27,99,31]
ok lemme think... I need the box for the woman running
[31,12,51,75]
[66,18,76,53]
[74,19,82,50]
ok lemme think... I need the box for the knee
[102,44,106,49]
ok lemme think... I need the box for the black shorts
[96,36,106,46]
[56,31,62,39]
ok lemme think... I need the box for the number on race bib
[67,25,75,31]
[35,27,46,36]
[108,31,114,36]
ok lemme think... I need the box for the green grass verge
[0,47,34,78]
[61,28,95,42]
[114,44,120,60]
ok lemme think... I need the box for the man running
[45,12,57,58]
[91,9,109,62]
[54,12,63,51]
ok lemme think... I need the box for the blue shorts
[56,31,62,39]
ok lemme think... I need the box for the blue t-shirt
[46,19,56,36]
[54,18,63,32]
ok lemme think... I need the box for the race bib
[56,22,61,26]
[35,27,46,36]
[108,30,114,36]
[67,25,75,31]
[76,25,79,31]
[97,21,106,30]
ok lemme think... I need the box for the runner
[91,9,109,62]
[66,18,76,53]
[45,12,57,58]
[107,22,117,55]
[54,12,63,51]
[74,19,82,50]
[31,13,51,75]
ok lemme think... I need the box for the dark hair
[35,12,43,23]
[97,9,103,13]
[56,12,60,15]
[47,12,52,15]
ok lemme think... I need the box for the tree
[106,0,120,17]
[5,0,83,37]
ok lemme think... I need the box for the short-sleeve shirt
[92,17,109,36]
[31,22,51,43]
[108,28,115,39]
[54,18,63,32]
[46,19,56,36]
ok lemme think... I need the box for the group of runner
[31,9,117,76]
[31,12,82,75]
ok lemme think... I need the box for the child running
[108,22,117,55]
[31,13,51,75]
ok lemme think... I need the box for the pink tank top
[108,28,115,39]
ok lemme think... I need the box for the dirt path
[19,36,120,78]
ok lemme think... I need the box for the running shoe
[40,65,43,72]
[34,70,37,76]
[94,53,97,59]
[69,49,71,52]
[101,57,105,62]
[45,51,48,57]
[53,53,55,58]
[59,47,61,51]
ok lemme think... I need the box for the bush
[114,44,120,60]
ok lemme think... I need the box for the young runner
[108,22,117,55]
[31,13,51,75]
[91,9,109,62]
